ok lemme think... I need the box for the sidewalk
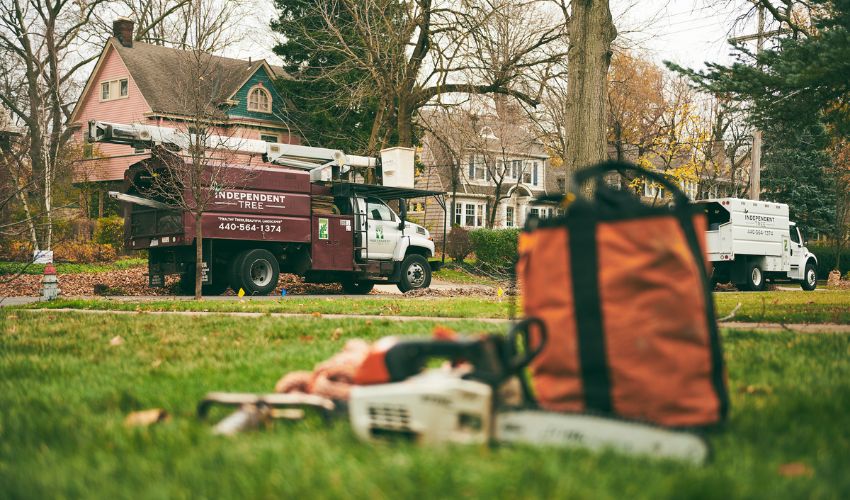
[11,307,850,333]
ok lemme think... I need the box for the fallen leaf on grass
[109,336,124,346]
[311,312,322,318]
[739,384,773,395]
[151,359,162,368]
[124,408,170,427]
[778,462,813,478]
[7,314,16,321]
[432,325,458,339]
[300,335,314,343]
[331,328,343,341]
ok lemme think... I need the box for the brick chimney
[113,18,134,48]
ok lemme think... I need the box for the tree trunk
[397,99,414,148]
[195,213,203,300]
[565,0,617,190]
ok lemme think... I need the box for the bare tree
[0,0,189,257]
[129,49,255,299]
[466,99,539,228]
[93,0,253,52]
[418,106,477,228]
[275,0,566,152]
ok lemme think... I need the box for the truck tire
[744,261,766,292]
[397,254,431,293]
[341,279,375,295]
[800,261,817,291]
[228,251,249,294]
[233,248,280,296]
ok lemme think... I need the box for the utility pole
[751,5,764,201]
[728,4,793,201]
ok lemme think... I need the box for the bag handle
[572,161,691,207]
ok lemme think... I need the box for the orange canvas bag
[517,161,729,428]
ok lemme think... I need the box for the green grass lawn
[432,263,502,286]
[0,258,147,275]
[23,289,850,324]
[1,310,847,498]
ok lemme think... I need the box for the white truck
[699,198,818,291]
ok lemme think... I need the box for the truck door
[788,225,805,279]
[364,197,401,260]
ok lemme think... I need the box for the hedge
[807,244,850,279]
[468,228,520,271]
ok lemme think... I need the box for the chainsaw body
[349,370,493,445]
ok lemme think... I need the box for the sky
[614,0,758,71]
[230,0,761,73]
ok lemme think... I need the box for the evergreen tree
[668,0,850,239]
[270,0,382,153]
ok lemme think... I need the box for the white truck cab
[699,198,818,291]
[350,196,435,292]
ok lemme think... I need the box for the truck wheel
[800,261,817,291]
[397,254,431,293]
[234,249,280,296]
[341,279,375,295]
[745,261,766,291]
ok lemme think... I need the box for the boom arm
[87,120,376,180]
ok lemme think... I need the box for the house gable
[69,39,153,127]
[227,64,288,127]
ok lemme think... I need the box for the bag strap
[572,161,691,207]
[566,210,612,413]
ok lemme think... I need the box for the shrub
[0,241,33,262]
[807,244,850,279]
[94,216,125,250]
[54,241,116,263]
[469,228,520,271]
[446,226,474,263]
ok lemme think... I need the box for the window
[512,160,520,179]
[465,204,475,226]
[248,85,272,113]
[260,134,279,143]
[367,198,394,221]
[100,78,129,101]
[468,155,475,179]
[530,207,540,218]
[557,177,566,192]
[790,225,800,244]
[454,203,462,225]
[523,162,532,183]
[506,206,514,227]
[644,180,664,198]
[532,162,539,186]
[476,204,484,227]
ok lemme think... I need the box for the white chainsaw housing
[349,370,492,445]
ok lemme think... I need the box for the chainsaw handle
[507,317,547,370]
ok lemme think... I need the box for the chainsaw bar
[495,410,709,465]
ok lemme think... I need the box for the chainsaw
[199,318,709,464]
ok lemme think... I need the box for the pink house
[69,19,300,213]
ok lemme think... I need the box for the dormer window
[248,85,272,113]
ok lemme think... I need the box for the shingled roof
[112,39,288,118]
